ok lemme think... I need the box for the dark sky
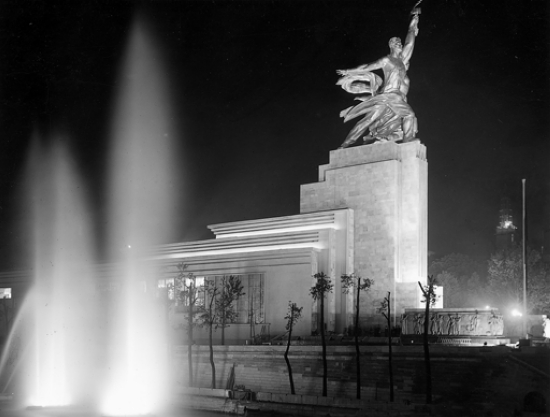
[1,1,549,269]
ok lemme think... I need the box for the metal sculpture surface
[336,7,421,148]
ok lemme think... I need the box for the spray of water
[0,13,179,415]
[100,15,177,416]
[25,139,98,407]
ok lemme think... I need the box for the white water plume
[100,16,178,416]
[0,13,180,415]
[25,139,98,407]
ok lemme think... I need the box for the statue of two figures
[336,7,421,148]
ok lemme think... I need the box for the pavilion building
[152,141,428,343]
[0,141,428,345]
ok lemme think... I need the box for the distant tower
[496,197,517,250]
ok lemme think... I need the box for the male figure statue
[336,11,420,148]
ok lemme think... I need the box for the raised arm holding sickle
[336,8,421,148]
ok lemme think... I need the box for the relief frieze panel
[401,308,504,336]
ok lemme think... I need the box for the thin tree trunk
[423,293,432,404]
[207,290,217,389]
[250,295,255,342]
[221,309,226,345]
[221,283,226,345]
[209,320,216,388]
[284,321,295,394]
[188,297,194,386]
[165,293,172,391]
[320,294,328,397]
[355,278,361,399]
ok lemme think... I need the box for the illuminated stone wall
[151,209,355,338]
[300,141,428,323]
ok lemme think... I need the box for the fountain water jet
[24,139,99,408]
[100,15,179,416]
[0,14,181,415]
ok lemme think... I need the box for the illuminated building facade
[0,141,428,344]
[153,141,428,343]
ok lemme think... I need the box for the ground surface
[0,404,232,417]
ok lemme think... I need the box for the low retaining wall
[175,386,434,417]
[174,344,549,416]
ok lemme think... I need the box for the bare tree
[310,272,333,397]
[418,275,437,404]
[172,263,204,387]
[217,275,245,345]
[200,276,244,388]
[200,280,218,389]
[341,273,373,399]
[283,301,303,395]
[379,292,394,402]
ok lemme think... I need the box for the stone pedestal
[300,141,427,325]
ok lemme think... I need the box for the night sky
[1,1,549,269]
